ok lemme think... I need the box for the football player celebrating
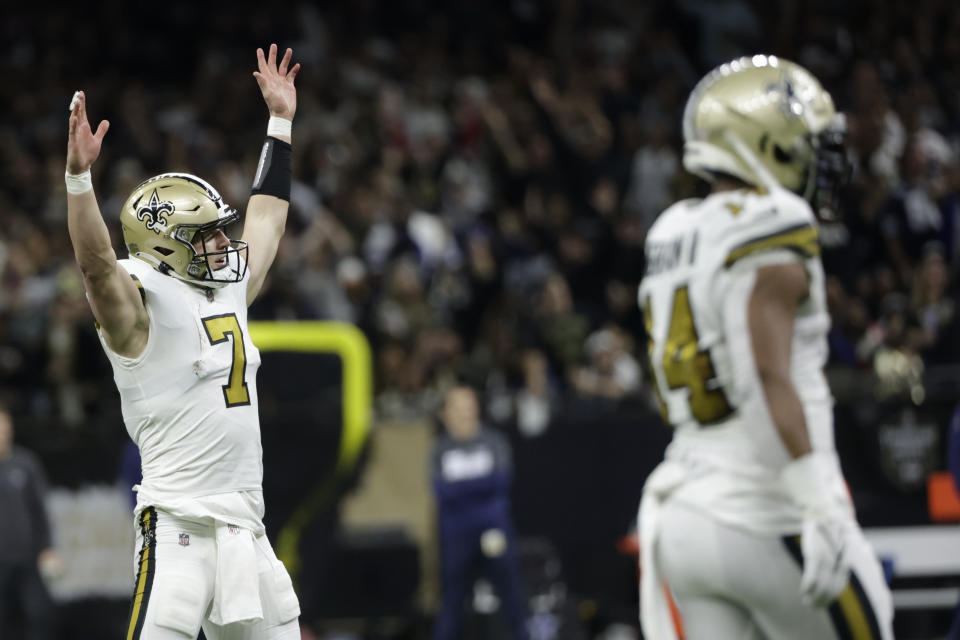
[637,56,894,639]
[65,45,302,639]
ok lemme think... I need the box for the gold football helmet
[683,55,847,207]
[120,173,247,287]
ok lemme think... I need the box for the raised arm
[66,92,148,358]
[242,44,300,305]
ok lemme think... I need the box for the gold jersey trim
[724,223,819,268]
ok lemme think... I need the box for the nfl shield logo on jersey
[179,533,190,546]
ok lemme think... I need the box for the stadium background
[3,0,960,638]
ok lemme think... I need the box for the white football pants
[125,507,301,640]
[654,498,894,640]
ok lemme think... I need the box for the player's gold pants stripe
[126,507,157,640]
[827,572,882,640]
[783,535,881,640]
[724,223,820,268]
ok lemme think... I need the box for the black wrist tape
[251,137,292,201]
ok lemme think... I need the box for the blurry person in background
[531,272,589,388]
[880,130,955,287]
[432,384,529,640]
[910,242,956,361]
[515,349,555,438]
[637,56,893,639]
[0,405,60,640]
[65,44,302,639]
[571,325,642,402]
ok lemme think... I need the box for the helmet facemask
[169,214,249,287]
[808,115,851,221]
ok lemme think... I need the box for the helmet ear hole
[154,246,174,256]
[773,144,793,164]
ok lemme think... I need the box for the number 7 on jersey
[202,313,251,408]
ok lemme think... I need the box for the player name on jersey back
[645,235,690,277]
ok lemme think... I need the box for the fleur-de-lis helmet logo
[136,189,174,234]
[766,74,808,124]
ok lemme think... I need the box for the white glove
[782,452,855,607]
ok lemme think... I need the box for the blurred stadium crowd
[2,0,960,431]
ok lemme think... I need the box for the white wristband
[64,169,93,194]
[267,116,292,138]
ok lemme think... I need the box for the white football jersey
[98,257,265,532]
[639,187,849,534]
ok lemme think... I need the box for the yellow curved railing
[248,320,372,579]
